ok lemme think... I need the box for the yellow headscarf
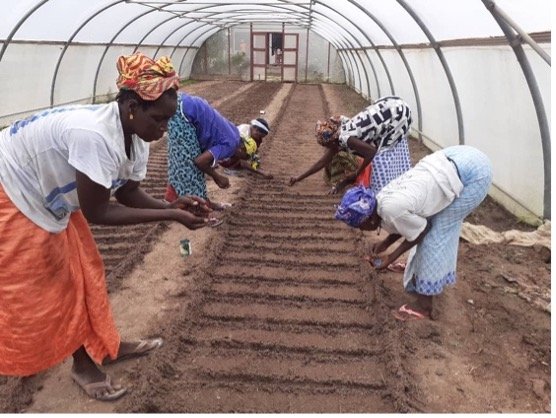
[116,52,180,101]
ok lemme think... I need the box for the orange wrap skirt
[0,185,120,376]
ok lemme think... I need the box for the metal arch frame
[132,0,384,99]
[303,1,391,98]
[126,1,378,96]
[396,0,465,145]
[0,0,50,63]
[308,19,370,96]
[343,0,423,140]
[94,3,310,101]
[54,0,313,106]
[49,0,125,106]
[482,0,551,219]
[309,1,388,98]
[92,9,160,102]
[32,0,381,107]
[311,0,395,97]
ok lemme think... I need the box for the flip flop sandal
[71,372,127,401]
[208,218,224,228]
[387,262,406,273]
[392,304,428,321]
[212,202,233,211]
[103,338,163,365]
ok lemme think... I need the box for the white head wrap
[250,119,269,134]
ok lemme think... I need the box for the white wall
[350,43,550,222]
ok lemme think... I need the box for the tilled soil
[0,81,550,413]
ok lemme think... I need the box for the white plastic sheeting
[0,0,551,221]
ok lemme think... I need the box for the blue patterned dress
[403,146,492,295]
[167,102,208,199]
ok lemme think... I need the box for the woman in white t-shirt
[0,53,211,401]
[335,146,492,321]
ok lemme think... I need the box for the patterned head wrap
[315,115,344,146]
[335,185,377,228]
[116,52,180,101]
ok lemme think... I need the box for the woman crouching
[335,145,492,320]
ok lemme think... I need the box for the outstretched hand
[173,210,209,230]
[169,195,212,217]
[364,252,391,271]
[288,176,298,186]
[213,173,230,189]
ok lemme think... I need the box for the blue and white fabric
[338,96,412,152]
[335,185,376,227]
[370,136,412,193]
[403,145,492,295]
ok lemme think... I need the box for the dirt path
[1,81,550,413]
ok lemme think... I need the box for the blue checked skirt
[167,106,208,200]
[403,145,492,295]
[370,136,412,194]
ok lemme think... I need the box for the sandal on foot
[211,202,232,211]
[103,338,163,365]
[387,261,406,273]
[208,218,224,228]
[71,372,127,401]
[392,304,429,321]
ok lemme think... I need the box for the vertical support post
[249,23,253,82]
[227,27,231,76]
[281,22,285,82]
[482,0,551,219]
[304,28,310,82]
[203,42,208,74]
[327,42,331,83]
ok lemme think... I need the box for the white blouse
[376,151,463,241]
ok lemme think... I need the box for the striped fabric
[369,136,412,193]
[116,52,180,101]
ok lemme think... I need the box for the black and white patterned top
[338,96,412,153]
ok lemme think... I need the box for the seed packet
[180,239,192,257]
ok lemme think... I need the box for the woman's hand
[366,252,392,271]
[168,195,211,217]
[171,209,209,230]
[288,176,299,186]
[213,173,230,189]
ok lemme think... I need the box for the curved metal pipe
[344,0,422,141]
[0,0,50,63]
[396,0,465,144]
[482,0,551,219]
[50,0,124,107]
[92,9,158,102]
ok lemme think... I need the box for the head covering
[315,115,344,146]
[250,118,269,134]
[116,52,180,101]
[335,185,377,228]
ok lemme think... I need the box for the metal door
[282,33,299,82]
[251,32,267,81]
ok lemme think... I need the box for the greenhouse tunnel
[0,0,551,222]
[0,0,552,414]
